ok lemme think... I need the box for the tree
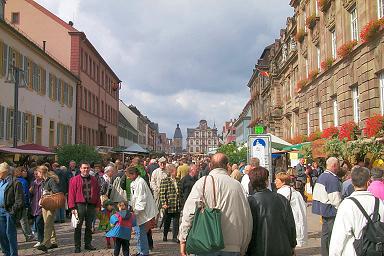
[55,144,101,167]
[217,142,247,164]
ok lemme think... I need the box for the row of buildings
[0,0,173,153]
[233,0,384,143]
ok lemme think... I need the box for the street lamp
[4,64,27,148]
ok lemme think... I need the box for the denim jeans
[19,207,33,240]
[134,223,149,255]
[55,208,65,222]
[321,216,335,256]
[33,215,44,243]
[0,209,18,256]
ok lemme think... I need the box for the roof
[17,144,53,152]
[173,124,183,139]
[119,112,138,133]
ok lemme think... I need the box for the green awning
[282,142,311,151]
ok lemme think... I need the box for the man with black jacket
[0,162,24,256]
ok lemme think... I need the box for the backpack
[348,197,384,256]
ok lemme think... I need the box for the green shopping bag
[186,175,224,255]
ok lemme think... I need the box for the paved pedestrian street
[18,206,321,256]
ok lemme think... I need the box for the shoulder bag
[186,175,225,254]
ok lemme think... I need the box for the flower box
[360,18,384,43]
[320,57,334,71]
[306,15,318,30]
[295,29,306,43]
[308,130,322,141]
[290,134,308,145]
[308,69,319,81]
[317,0,331,12]
[295,78,308,92]
[336,40,358,59]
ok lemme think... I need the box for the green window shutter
[0,106,4,139]
[17,111,21,141]
[56,123,60,145]
[5,108,10,140]
[31,115,35,143]
[21,112,26,142]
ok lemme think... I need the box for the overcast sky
[36,0,292,139]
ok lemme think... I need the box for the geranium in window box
[360,18,384,43]
[308,69,319,81]
[295,78,308,92]
[363,114,384,138]
[306,15,319,30]
[320,57,334,71]
[321,126,339,139]
[336,40,358,59]
[339,121,360,141]
[290,134,308,145]
[308,130,322,141]
[317,0,331,12]
[295,29,306,43]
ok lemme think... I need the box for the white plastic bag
[71,213,79,228]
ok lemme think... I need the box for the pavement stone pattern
[18,206,321,256]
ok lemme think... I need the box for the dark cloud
[36,0,292,138]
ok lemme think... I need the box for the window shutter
[56,123,60,145]
[0,106,4,139]
[0,41,3,78]
[21,112,26,142]
[2,43,7,77]
[5,108,10,140]
[31,115,35,143]
[69,85,73,107]
[17,111,21,141]
[40,67,46,95]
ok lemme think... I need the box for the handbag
[186,175,224,254]
[71,212,79,228]
[40,192,66,211]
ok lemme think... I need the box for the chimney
[43,41,46,52]
[68,21,74,26]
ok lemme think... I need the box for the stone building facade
[172,124,183,155]
[186,120,219,154]
[248,0,384,141]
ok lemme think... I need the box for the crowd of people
[0,152,383,256]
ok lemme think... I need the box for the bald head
[211,153,229,170]
[326,157,340,174]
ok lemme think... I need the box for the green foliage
[299,143,313,161]
[323,138,348,159]
[217,143,247,164]
[55,144,101,167]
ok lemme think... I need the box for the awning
[17,144,53,152]
[267,133,291,150]
[0,147,56,155]
[113,143,149,154]
[282,142,311,151]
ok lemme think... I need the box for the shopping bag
[71,213,79,228]
[186,175,224,254]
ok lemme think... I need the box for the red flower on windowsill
[308,69,319,81]
[360,18,384,43]
[308,130,322,142]
[295,78,308,93]
[338,121,359,141]
[320,58,334,71]
[363,114,384,138]
[337,40,358,59]
[321,126,339,139]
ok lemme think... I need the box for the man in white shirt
[329,166,384,256]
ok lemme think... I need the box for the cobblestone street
[18,205,321,256]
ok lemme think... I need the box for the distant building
[222,119,236,144]
[172,124,183,155]
[0,16,78,148]
[234,100,252,145]
[157,132,171,153]
[118,103,138,147]
[186,120,219,154]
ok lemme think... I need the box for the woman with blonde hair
[275,172,308,247]
[35,165,60,252]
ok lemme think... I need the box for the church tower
[173,124,183,154]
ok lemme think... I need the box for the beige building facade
[248,0,384,142]
[0,19,77,148]
[186,120,219,154]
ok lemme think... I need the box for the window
[331,30,337,59]
[316,46,321,70]
[36,116,42,145]
[83,88,87,110]
[307,110,311,135]
[68,85,73,107]
[63,82,69,105]
[56,79,62,104]
[305,57,309,78]
[380,73,384,115]
[350,7,359,41]
[88,92,91,112]
[0,106,4,139]
[333,98,339,126]
[49,120,55,147]
[379,0,384,18]
[11,12,20,24]
[318,105,323,131]
[352,86,360,123]
[315,0,318,16]
[1,42,8,77]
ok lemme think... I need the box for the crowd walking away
[0,152,384,256]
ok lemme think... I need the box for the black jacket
[180,174,197,205]
[246,189,296,256]
[54,168,69,194]
[3,176,24,219]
